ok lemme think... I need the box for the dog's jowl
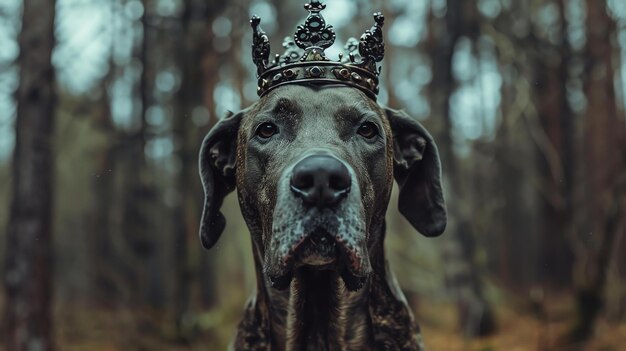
[198,2,447,350]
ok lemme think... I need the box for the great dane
[199,83,446,350]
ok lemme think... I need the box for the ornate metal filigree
[343,37,361,63]
[294,0,336,51]
[249,1,385,100]
[281,37,302,64]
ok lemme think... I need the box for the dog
[198,83,447,350]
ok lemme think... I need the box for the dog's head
[199,84,446,291]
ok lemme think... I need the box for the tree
[2,0,57,350]
[566,0,626,342]
[171,0,211,335]
[533,0,576,288]
[90,0,123,305]
[425,0,496,337]
[118,0,164,308]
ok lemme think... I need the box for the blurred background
[1,0,626,350]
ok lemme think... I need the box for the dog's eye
[357,122,379,139]
[256,122,278,139]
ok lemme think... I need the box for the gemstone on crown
[250,0,385,100]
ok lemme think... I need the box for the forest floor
[1,292,625,350]
[420,300,626,351]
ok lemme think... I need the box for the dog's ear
[385,107,447,237]
[199,110,244,249]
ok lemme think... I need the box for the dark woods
[0,0,625,350]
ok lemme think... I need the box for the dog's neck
[234,227,425,351]
[272,267,371,351]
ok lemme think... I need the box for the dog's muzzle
[265,154,372,291]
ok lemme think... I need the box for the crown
[251,0,385,100]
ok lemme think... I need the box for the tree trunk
[118,0,163,308]
[91,75,119,304]
[3,0,57,349]
[566,0,626,342]
[426,0,495,337]
[533,0,575,288]
[171,0,212,335]
[90,0,122,305]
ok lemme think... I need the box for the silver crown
[251,0,385,100]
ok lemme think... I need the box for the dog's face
[199,85,446,291]
[236,85,393,290]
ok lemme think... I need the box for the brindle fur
[199,85,446,351]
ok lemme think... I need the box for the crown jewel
[251,0,385,100]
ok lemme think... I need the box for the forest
[0,0,625,350]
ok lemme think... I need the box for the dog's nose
[290,155,351,208]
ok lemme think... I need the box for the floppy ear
[385,107,447,237]
[198,110,244,249]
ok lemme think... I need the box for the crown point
[304,0,326,11]
[251,16,271,76]
[373,12,384,26]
